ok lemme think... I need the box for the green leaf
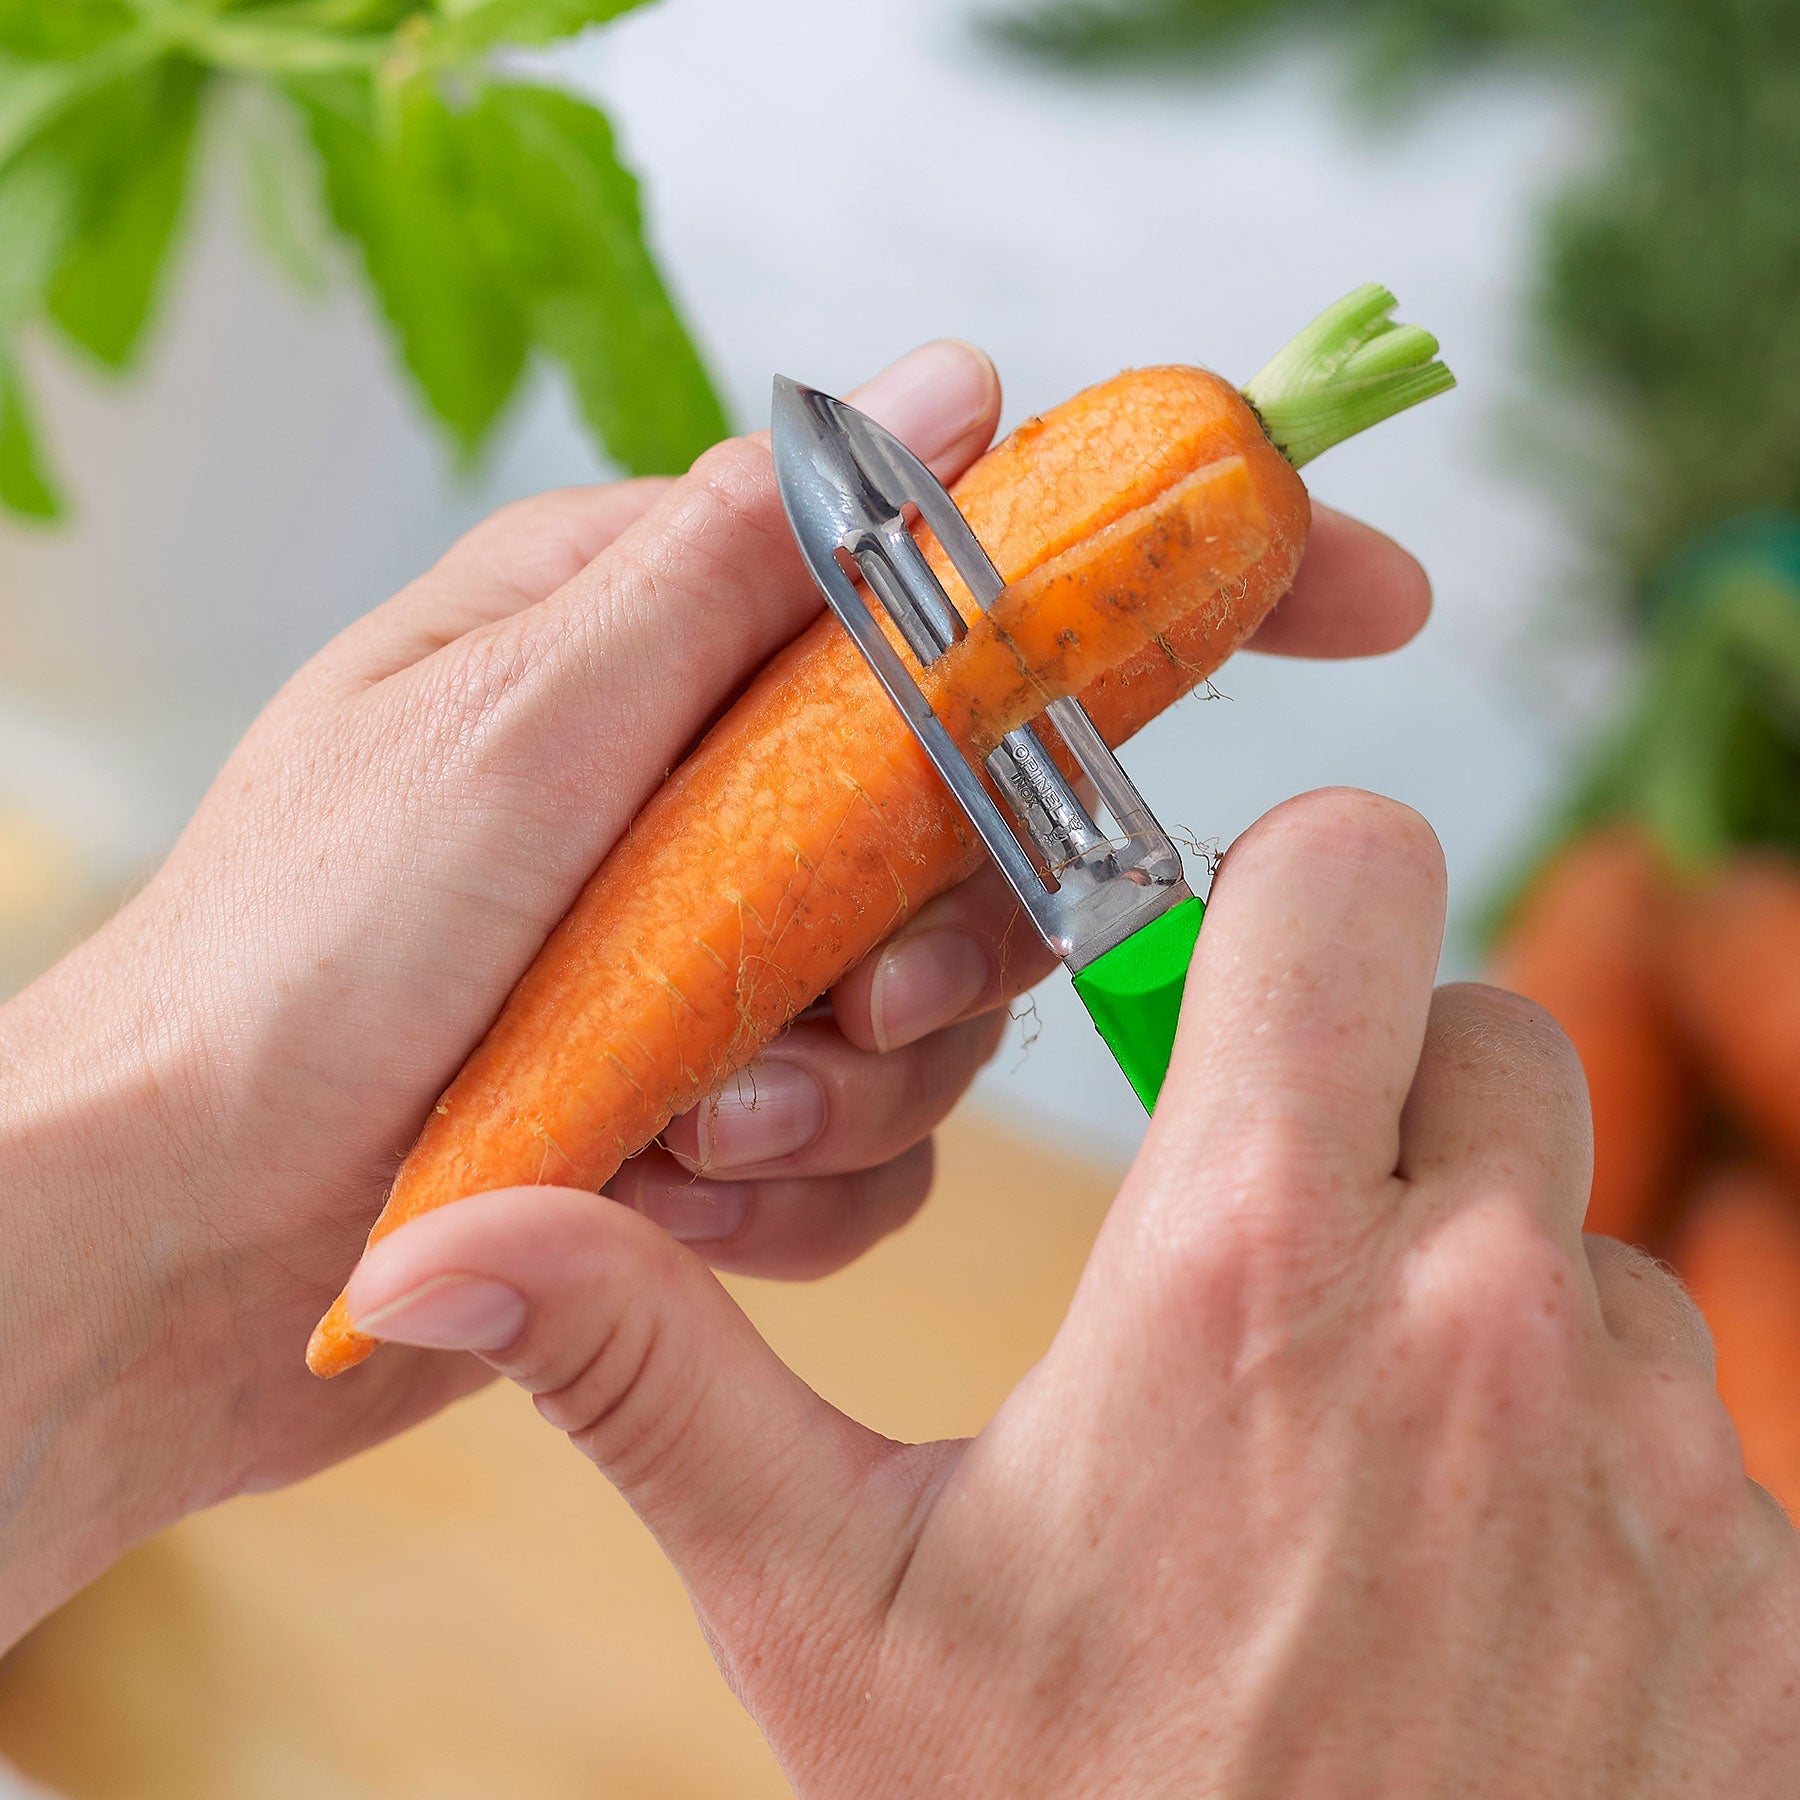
[987,0,1314,62]
[168,15,393,76]
[0,153,75,324]
[0,351,63,519]
[987,0,1606,77]
[463,83,727,474]
[0,50,89,166]
[429,0,650,56]
[0,27,166,172]
[214,1,419,31]
[292,74,724,474]
[0,0,136,61]
[44,59,207,369]
[297,75,530,455]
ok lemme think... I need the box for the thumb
[343,1189,909,1659]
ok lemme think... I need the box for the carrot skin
[1491,827,1692,1245]
[1669,853,1800,1182]
[1671,1164,1800,1509]
[309,369,1308,1376]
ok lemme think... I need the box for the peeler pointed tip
[770,373,839,447]
[769,371,811,425]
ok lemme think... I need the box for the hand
[0,341,1426,1650]
[349,789,1800,1796]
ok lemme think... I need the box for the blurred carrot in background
[1673,1164,1800,1510]
[1672,857,1800,1184]
[1493,539,1800,1496]
[1487,530,1800,1237]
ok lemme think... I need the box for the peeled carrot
[1671,1164,1800,1509]
[1669,852,1800,1181]
[309,286,1453,1375]
[1491,827,1692,1245]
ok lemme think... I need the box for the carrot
[1668,852,1800,1181]
[1491,827,1692,1245]
[1671,1164,1800,1509]
[309,285,1453,1376]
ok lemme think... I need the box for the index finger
[1245,507,1431,659]
[1132,788,1446,1236]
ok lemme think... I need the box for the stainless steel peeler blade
[771,376,1205,1108]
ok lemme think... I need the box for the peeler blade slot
[850,519,968,668]
[1042,698,1186,890]
[985,725,1109,883]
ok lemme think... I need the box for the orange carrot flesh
[934,365,1311,748]
[935,454,1266,751]
[1490,827,1692,1245]
[1672,1165,1800,1509]
[1669,853,1800,1182]
[308,367,1309,1376]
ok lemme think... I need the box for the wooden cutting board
[0,1111,1121,1799]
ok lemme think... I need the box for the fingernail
[352,1274,527,1351]
[851,340,996,463]
[692,1060,825,1172]
[869,928,991,1054]
[633,1177,750,1244]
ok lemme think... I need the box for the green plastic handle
[1070,895,1204,1112]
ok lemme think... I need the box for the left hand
[0,339,1425,1648]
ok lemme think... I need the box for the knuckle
[1621,1360,1753,1531]
[675,437,787,565]
[582,436,797,695]
[407,621,541,766]
[1397,1193,1588,1417]
[534,1233,698,1486]
[1139,1129,1372,1363]
[685,432,772,500]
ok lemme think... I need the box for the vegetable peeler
[771,377,1204,1111]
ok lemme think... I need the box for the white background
[0,0,1613,1163]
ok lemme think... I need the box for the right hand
[350,787,1800,1797]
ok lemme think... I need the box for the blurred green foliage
[0,0,727,521]
[992,0,1800,607]
[992,0,1613,77]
